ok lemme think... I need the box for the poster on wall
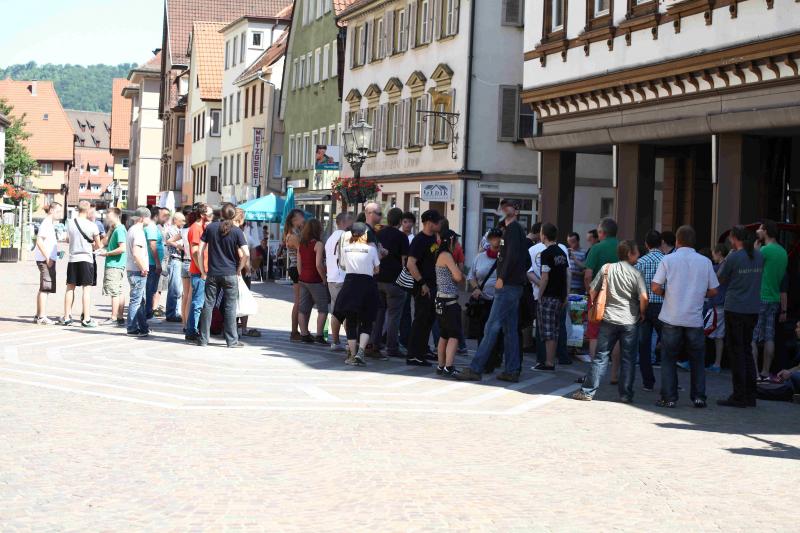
[252,128,264,188]
[420,182,453,202]
[314,145,340,171]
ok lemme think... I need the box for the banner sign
[314,145,340,171]
[420,182,453,202]
[252,128,265,188]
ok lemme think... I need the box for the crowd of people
[29,198,800,407]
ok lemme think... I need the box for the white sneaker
[36,316,55,325]
[330,342,346,352]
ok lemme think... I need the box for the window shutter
[366,21,374,63]
[433,0,442,40]
[421,93,429,145]
[447,89,456,143]
[409,2,418,49]
[351,27,358,68]
[502,0,524,26]
[402,10,410,51]
[386,10,395,54]
[453,0,460,35]
[400,98,410,148]
[498,86,519,141]
[331,39,339,78]
[306,53,312,86]
[380,104,388,151]
[428,94,437,144]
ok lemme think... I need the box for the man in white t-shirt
[324,212,353,351]
[527,227,573,366]
[62,200,101,327]
[33,202,63,325]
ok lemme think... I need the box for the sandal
[241,328,261,337]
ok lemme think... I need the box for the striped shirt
[568,248,587,291]
[635,249,664,304]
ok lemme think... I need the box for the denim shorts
[754,301,780,343]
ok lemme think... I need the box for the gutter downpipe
[462,0,477,253]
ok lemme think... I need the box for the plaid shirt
[636,250,664,304]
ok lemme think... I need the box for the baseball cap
[350,222,368,236]
[499,198,521,210]
[420,209,442,224]
[134,207,151,219]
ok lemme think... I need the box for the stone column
[615,144,655,243]
[712,134,760,241]
[539,150,576,241]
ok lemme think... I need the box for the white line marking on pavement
[501,383,579,415]
[295,383,341,402]
[0,376,178,409]
[460,374,553,405]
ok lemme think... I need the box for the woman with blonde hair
[283,209,305,342]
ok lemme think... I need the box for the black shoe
[314,335,328,345]
[717,398,746,408]
[619,396,633,404]
[436,366,445,376]
[185,334,199,342]
[531,363,556,372]
[655,399,676,408]
[746,398,757,407]
[424,353,438,362]
[642,385,655,392]
[165,316,182,323]
[442,366,461,378]
[575,376,586,384]
[406,357,431,367]
[227,342,244,349]
[496,372,520,383]
[454,368,481,381]
[693,399,707,408]
[300,334,315,343]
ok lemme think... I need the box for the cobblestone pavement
[1,258,798,531]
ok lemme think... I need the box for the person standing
[284,208,305,342]
[434,230,464,376]
[371,207,410,358]
[457,199,528,382]
[185,203,213,341]
[567,232,586,295]
[296,218,329,344]
[332,222,381,366]
[466,228,502,372]
[634,230,664,391]
[532,223,570,372]
[406,209,443,366]
[401,211,416,245]
[62,200,101,327]
[716,226,763,407]
[125,207,152,337]
[144,207,166,320]
[196,203,249,348]
[179,207,194,330]
[33,202,63,325]
[325,212,353,352]
[97,207,127,326]
[574,240,648,402]
[164,211,186,322]
[660,231,676,255]
[707,243,730,373]
[753,219,788,381]
[399,212,417,348]
[651,225,719,408]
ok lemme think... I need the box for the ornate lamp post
[103,180,121,207]
[12,171,36,259]
[342,120,373,205]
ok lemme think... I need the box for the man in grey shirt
[574,240,648,402]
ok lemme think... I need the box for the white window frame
[306,52,312,86]
[252,31,264,48]
[324,0,332,14]
[322,43,330,80]
[396,9,408,52]
[329,125,337,147]
[389,102,401,149]
[375,17,385,59]
[303,133,311,169]
[419,0,430,43]
[232,35,238,66]
[595,0,610,16]
[311,130,319,166]
[316,0,324,18]
[240,31,246,63]
[39,162,53,175]
[209,109,221,137]
[225,41,230,69]
[444,0,458,36]
[331,39,338,77]
[314,48,322,83]
[552,0,564,31]
[412,97,424,146]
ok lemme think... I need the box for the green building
[280,0,354,224]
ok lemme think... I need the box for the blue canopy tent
[239,193,285,222]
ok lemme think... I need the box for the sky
[0,0,164,67]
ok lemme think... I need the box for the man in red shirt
[185,203,213,341]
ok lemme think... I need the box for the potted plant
[331,177,381,206]
[0,224,19,262]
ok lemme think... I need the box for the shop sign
[287,179,307,189]
[252,128,264,188]
[420,182,453,202]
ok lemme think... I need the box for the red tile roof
[335,0,367,17]
[110,78,132,151]
[192,22,226,101]
[0,79,73,161]
[165,0,293,67]
[235,32,288,85]
[65,109,111,150]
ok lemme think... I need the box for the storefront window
[480,195,538,237]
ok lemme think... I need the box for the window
[306,52,313,86]
[594,0,610,15]
[435,103,448,143]
[519,102,535,140]
[502,0,524,26]
[240,32,246,63]
[229,95,234,125]
[245,87,250,118]
[236,91,241,122]
[419,0,431,43]
[260,83,265,114]
[91,183,100,192]
[331,39,338,78]
[443,0,459,37]
[322,43,330,80]
[252,32,263,47]
[223,98,227,126]
[225,41,230,69]
[387,102,401,149]
[315,48,322,82]
[395,9,408,52]
[39,162,53,175]
[232,36,238,66]
[273,155,283,177]
[324,0,332,13]
[303,134,310,169]
[288,136,295,170]
[311,131,318,164]
[375,18,386,59]
[316,0,324,18]
[89,166,99,175]
[236,153,241,184]
[550,0,565,32]
[121,158,129,169]
[202,111,206,138]
[210,110,221,136]
[411,97,424,146]
[43,113,49,121]
[600,197,614,219]
[293,58,299,89]
[223,156,229,185]
[244,152,248,183]
[498,85,520,142]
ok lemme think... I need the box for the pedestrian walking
[717,226,763,407]
[706,242,730,373]
[434,229,464,377]
[634,230,664,391]
[466,227,502,372]
[126,207,152,337]
[753,219,788,381]
[332,222,381,366]
[405,209,443,366]
[652,225,719,408]
[297,218,329,344]
[33,202,63,325]
[185,203,213,341]
[371,207,410,358]
[325,212,353,352]
[574,240,648,402]
[457,199,528,382]
[97,207,127,326]
[62,200,101,327]
[284,208,305,342]
[196,203,249,348]
[164,211,185,323]
[532,222,570,373]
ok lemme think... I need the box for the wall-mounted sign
[315,145,340,171]
[420,182,453,202]
[287,179,308,189]
[252,128,264,188]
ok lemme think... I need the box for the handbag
[236,276,258,317]
[395,267,417,292]
[464,259,498,338]
[73,219,98,286]
[588,264,610,324]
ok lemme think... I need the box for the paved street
[1,258,798,532]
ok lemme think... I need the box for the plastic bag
[236,277,258,317]
[567,324,585,348]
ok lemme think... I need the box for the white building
[186,22,225,207]
[338,0,542,254]
[219,15,290,204]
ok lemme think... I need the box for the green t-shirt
[760,242,788,302]
[585,237,619,275]
[105,225,127,269]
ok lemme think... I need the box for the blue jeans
[536,301,569,364]
[399,293,412,348]
[470,285,522,375]
[638,302,661,389]
[582,322,639,399]
[198,275,239,347]
[126,272,149,334]
[165,258,183,320]
[186,274,206,337]
[371,282,407,354]
[145,267,160,319]
[661,324,706,402]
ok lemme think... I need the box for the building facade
[220,15,290,204]
[123,53,164,209]
[523,0,800,246]
[159,74,188,210]
[110,78,132,208]
[65,109,115,206]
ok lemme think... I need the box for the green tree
[0,98,38,182]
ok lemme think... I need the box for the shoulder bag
[465,259,498,338]
[588,264,610,324]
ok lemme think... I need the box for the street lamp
[342,120,373,204]
[104,180,121,207]
[12,170,23,187]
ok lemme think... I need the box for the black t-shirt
[408,231,439,287]
[540,243,569,300]
[201,222,247,277]
[376,226,410,283]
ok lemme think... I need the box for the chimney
[29,80,38,96]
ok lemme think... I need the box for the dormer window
[43,113,49,121]
[78,120,86,131]
[252,32,263,48]
[89,165,99,175]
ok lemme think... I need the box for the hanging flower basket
[1,183,30,206]
[331,177,381,205]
